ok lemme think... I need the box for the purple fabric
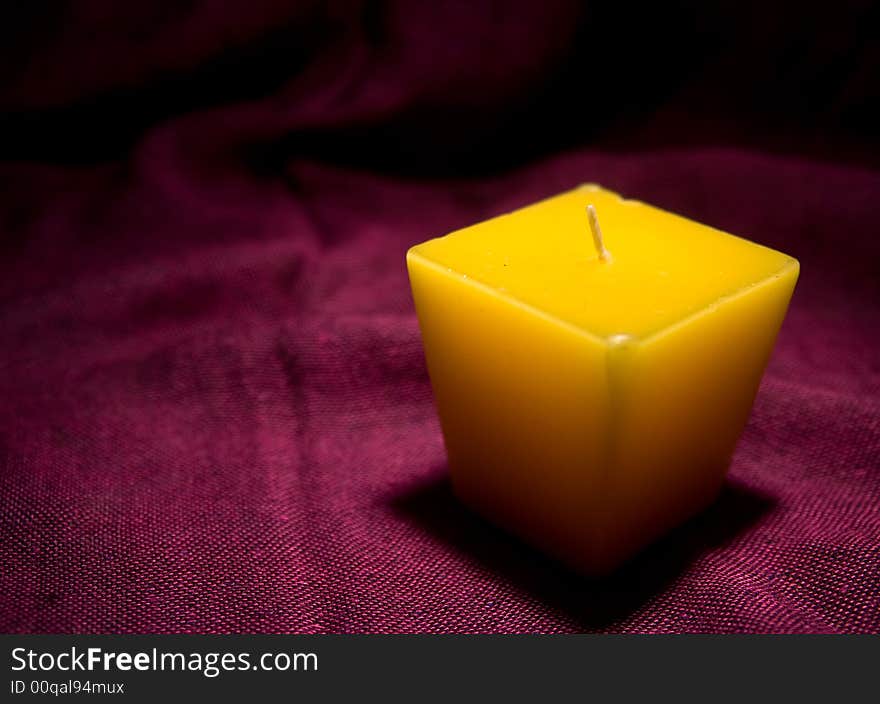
[1,2,878,633]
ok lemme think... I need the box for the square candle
[407,184,799,576]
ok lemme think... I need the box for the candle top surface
[408,185,798,342]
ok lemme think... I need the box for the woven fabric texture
[1,2,878,633]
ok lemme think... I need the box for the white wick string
[586,204,612,263]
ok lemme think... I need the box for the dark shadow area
[393,468,776,631]
[1,2,876,171]
[0,9,337,162]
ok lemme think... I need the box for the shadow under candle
[391,467,776,631]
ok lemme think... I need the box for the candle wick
[586,204,612,263]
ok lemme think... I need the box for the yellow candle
[407,184,799,575]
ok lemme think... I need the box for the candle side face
[598,266,798,566]
[408,254,612,566]
[410,185,797,341]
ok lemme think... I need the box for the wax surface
[407,185,799,575]
[412,185,796,340]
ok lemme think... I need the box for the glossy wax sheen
[407,185,799,576]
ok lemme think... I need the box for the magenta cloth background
[1,2,878,633]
